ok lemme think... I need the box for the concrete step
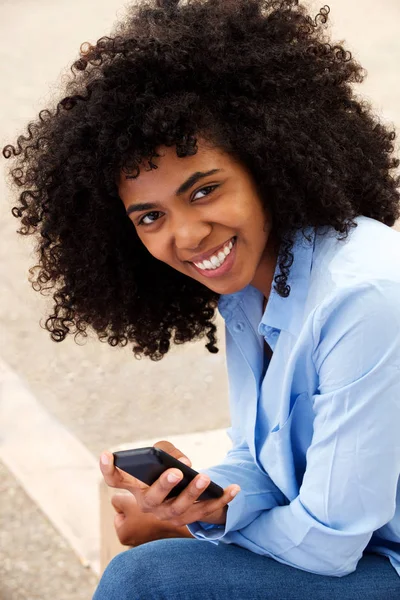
[0,357,231,575]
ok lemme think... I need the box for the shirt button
[233,321,245,333]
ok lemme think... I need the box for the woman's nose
[172,214,212,251]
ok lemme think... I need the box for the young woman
[3,0,400,597]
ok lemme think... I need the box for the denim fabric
[93,539,400,600]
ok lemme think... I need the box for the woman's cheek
[145,239,170,264]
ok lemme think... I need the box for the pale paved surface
[0,0,399,598]
[0,460,99,600]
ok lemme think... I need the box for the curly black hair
[3,0,400,360]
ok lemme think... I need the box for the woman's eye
[192,184,218,201]
[138,211,162,226]
[137,185,218,226]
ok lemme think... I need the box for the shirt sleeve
[188,282,400,577]
[188,427,286,536]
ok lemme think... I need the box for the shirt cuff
[186,471,248,542]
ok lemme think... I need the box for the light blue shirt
[187,216,400,578]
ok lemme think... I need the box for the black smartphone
[113,446,224,501]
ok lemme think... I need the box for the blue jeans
[93,538,400,599]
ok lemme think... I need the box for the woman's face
[118,138,277,297]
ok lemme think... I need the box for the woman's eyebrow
[125,168,222,216]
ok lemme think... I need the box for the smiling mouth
[187,236,235,265]
[191,237,236,270]
[189,236,237,278]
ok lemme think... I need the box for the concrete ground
[0,0,399,598]
[0,460,98,600]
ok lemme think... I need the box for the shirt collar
[218,227,316,338]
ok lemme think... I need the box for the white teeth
[193,237,235,271]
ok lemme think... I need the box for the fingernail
[167,472,181,483]
[196,477,208,489]
[230,487,240,497]
[179,457,191,466]
[100,453,109,466]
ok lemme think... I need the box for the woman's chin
[203,274,250,296]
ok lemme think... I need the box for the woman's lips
[188,236,235,264]
[190,237,237,278]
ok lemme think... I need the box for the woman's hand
[100,440,240,528]
[111,492,195,546]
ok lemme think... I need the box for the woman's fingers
[99,451,147,494]
[153,440,192,467]
[141,467,240,526]
[139,467,186,512]
[162,479,240,525]
[111,492,137,514]
[149,472,211,520]
[114,512,126,530]
[100,444,239,530]
[111,494,136,538]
